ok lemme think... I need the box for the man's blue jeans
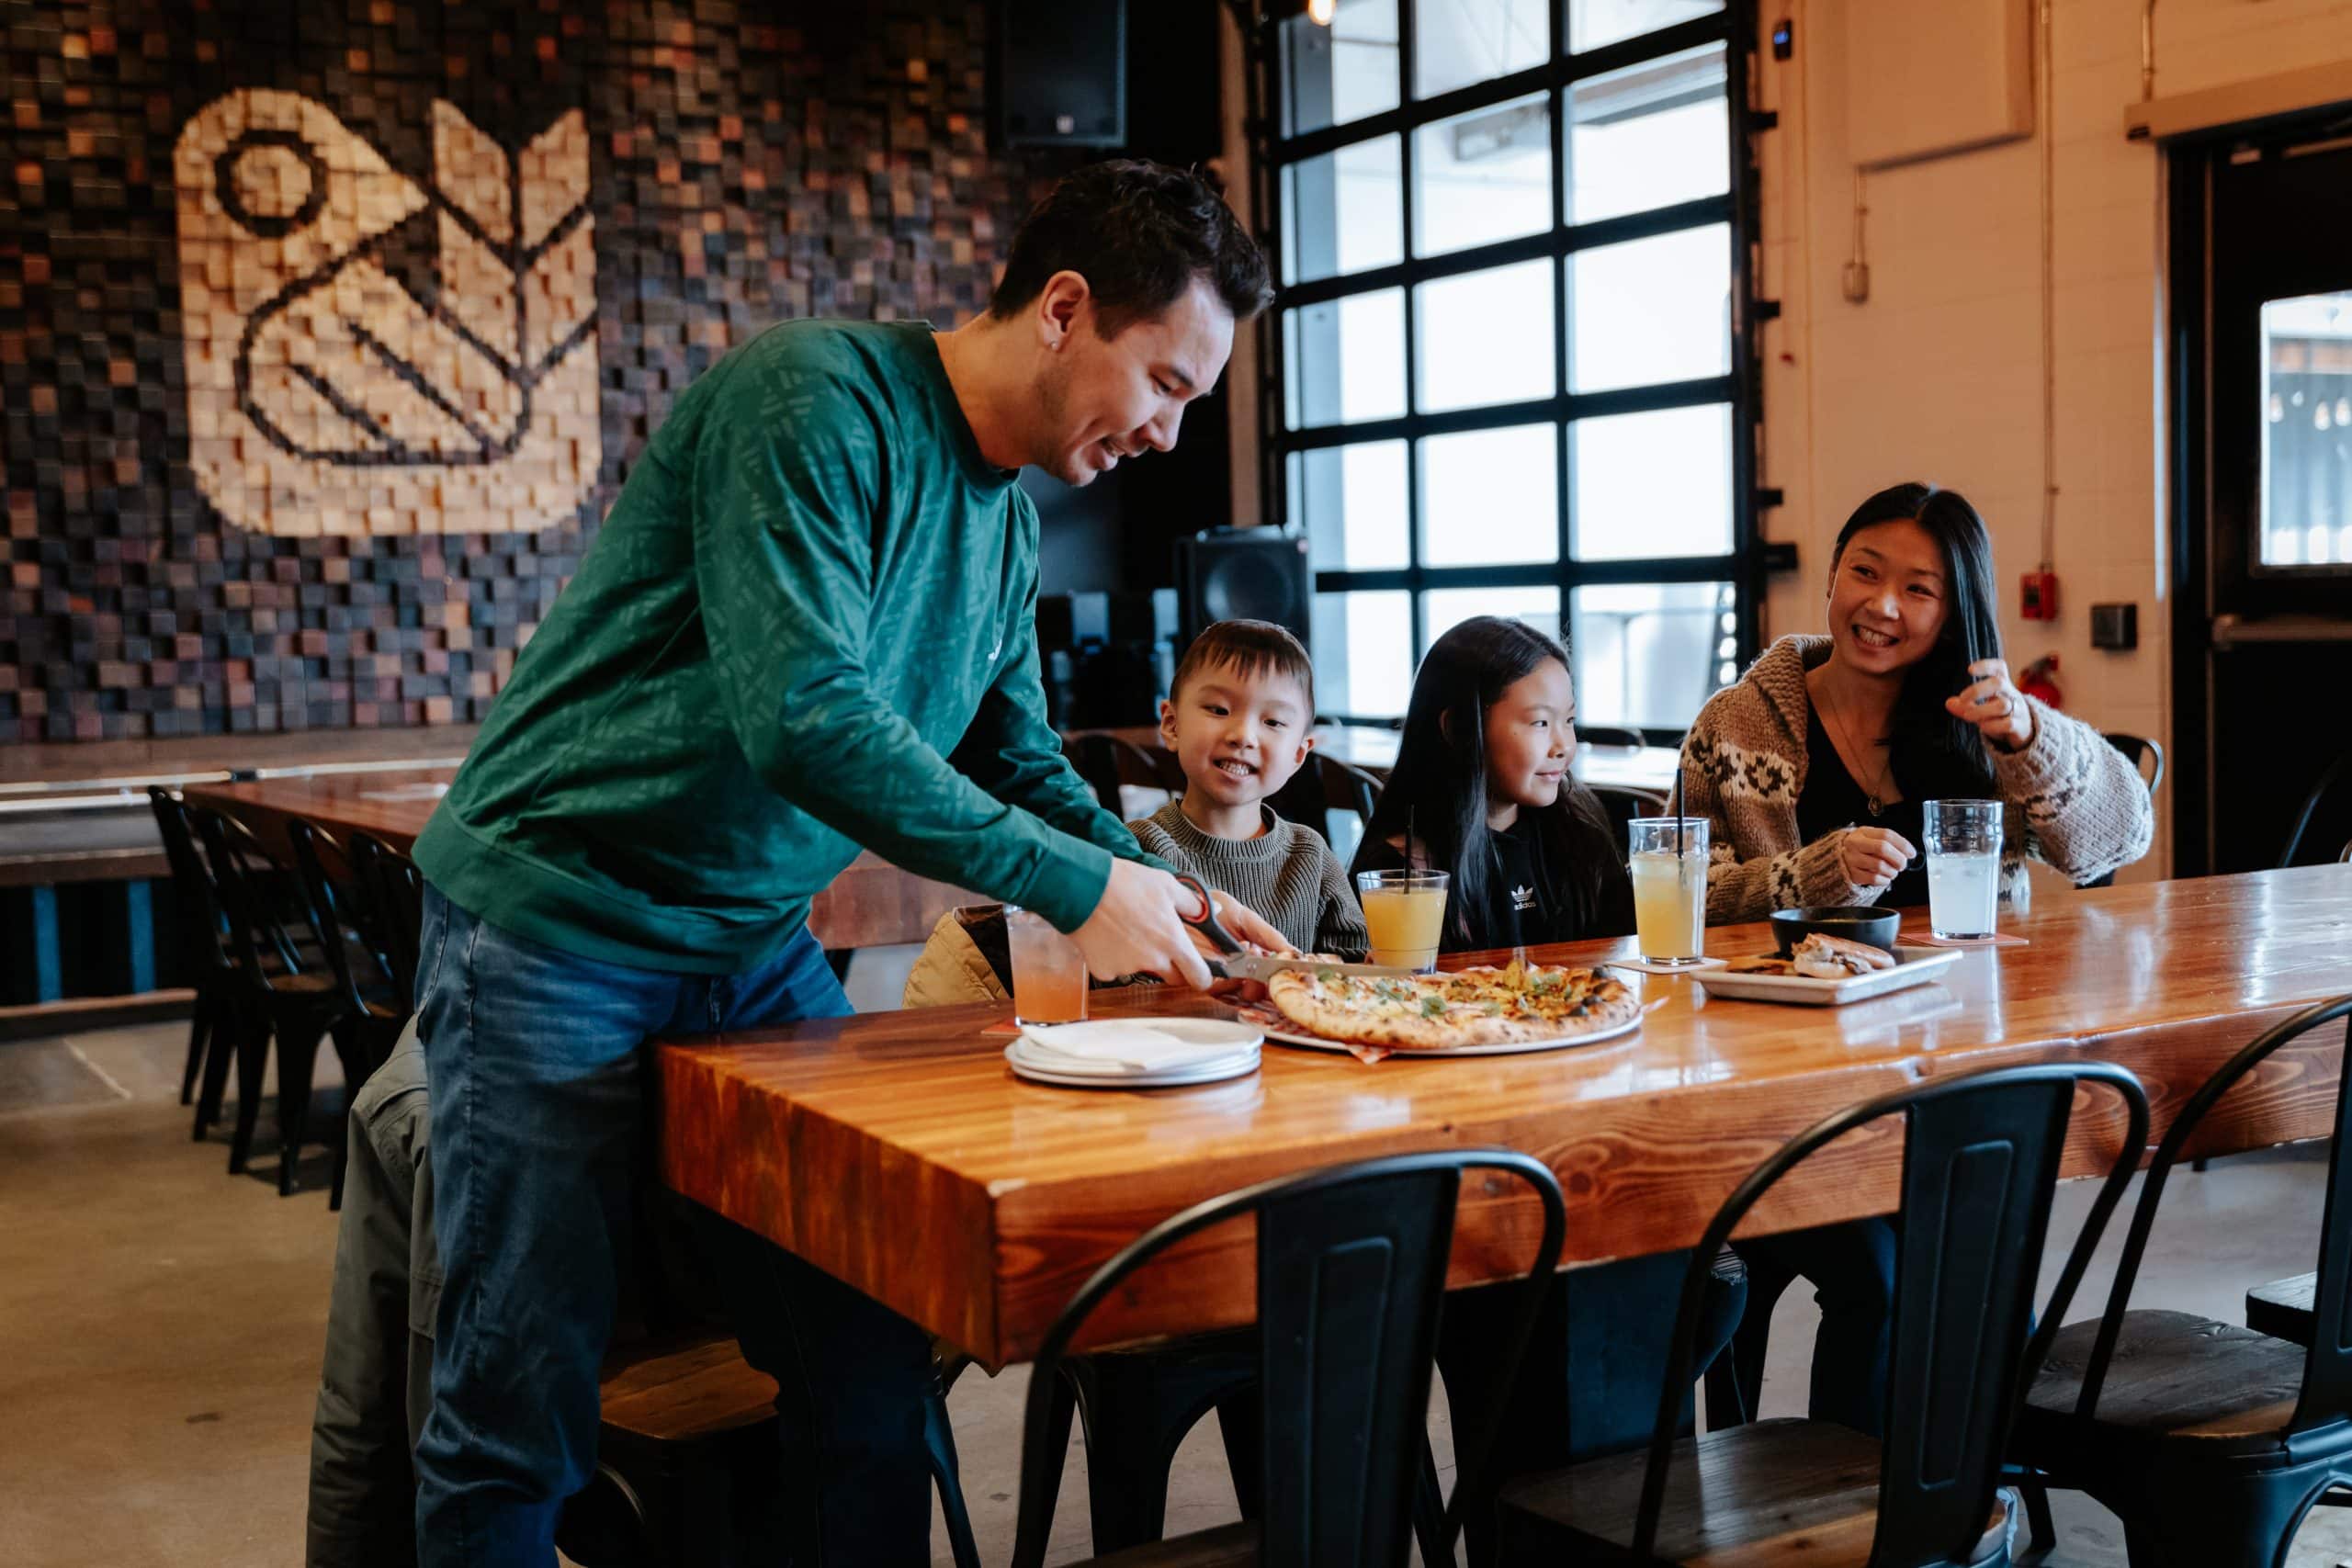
[412,885,934,1566]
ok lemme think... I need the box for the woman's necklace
[1817,692,1897,817]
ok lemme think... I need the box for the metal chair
[1588,785,1668,856]
[147,787,243,1135]
[1499,1061,2150,1567]
[286,818,416,1207]
[2103,732,2166,795]
[1269,750,1385,859]
[349,830,424,1005]
[1070,732,1189,816]
[1008,1150,1568,1568]
[187,805,353,1190]
[2280,746,2352,869]
[2076,735,2165,889]
[2013,996,2352,1568]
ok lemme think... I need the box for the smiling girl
[1353,616,1740,1558]
[1686,481,2153,923]
[1351,615,1632,948]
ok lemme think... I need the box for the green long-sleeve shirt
[413,319,1159,974]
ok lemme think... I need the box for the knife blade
[1206,953,1423,983]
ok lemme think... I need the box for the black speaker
[1035,591,1109,651]
[1174,528,1313,648]
[994,0,1126,149]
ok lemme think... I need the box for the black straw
[1673,766,1685,861]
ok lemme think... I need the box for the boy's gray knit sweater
[1127,800,1369,961]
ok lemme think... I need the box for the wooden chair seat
[1498,1417,2015,1566]
[1090,1521,1259,1565]
[2021,1309,2304,1457]
[2245,1271,2317,1347]
[597,1332,778,1443]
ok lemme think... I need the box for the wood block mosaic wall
[1,0,1078,739]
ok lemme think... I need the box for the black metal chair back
[187,806,312,990]
[1010,1150,1567,1568]
[1069,733,1187,816]
[2281,748,2352,869]
[1629,1062,2150,1567]
[2067,996,2352,1437]
[1588,785,1668,854]
[147,786,236,973]
[1312,750,1385,825]
[285,818,404,1019]
[2101,731,2165,795]
[350,831,425,1005]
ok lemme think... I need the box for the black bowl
[1769,906,1901,957]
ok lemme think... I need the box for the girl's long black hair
[1352,615,1623,949]
[1832,482,2001,797]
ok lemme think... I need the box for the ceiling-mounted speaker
[995,0,1127,149]
[1174,528,1313,649]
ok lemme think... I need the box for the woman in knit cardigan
[1679,481,2154,1436]
[1686,482,2153,922]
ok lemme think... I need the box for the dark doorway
[2169,113,2352,875]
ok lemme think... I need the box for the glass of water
[1923,799,2004,940]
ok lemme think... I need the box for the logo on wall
[173,90,599,536]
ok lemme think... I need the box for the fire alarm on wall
[2020,571,2058,621]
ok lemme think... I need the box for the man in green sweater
[406,161,1277,1566]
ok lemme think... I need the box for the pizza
[1264,959,1640,1049]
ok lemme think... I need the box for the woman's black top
[1795,707,1929,908]
[1354,811,1634,952]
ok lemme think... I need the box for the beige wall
[1754,0,2352,882]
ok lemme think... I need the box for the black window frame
[1238,0,1771,733]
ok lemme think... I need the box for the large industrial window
[1259,0,1762,731]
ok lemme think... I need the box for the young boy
[1128,620,1369,960]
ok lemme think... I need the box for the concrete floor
[4,1011,2348,1568]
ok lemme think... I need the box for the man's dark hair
[989,160,1273,337]
[1170,619,1315,713]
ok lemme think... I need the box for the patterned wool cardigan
[1680,636,2154,923]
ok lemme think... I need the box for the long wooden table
[656,867,2352,1368]
[180,770,977,953]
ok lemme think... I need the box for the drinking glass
[1628,817,1709,964]
[1355,869,1451,973]
[1005,907,1088,1023]
[1924,799,2004,940]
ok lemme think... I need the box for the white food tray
[1694,945,1964,1007]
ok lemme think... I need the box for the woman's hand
[1839,826,1917,888]
[1945,658,2036,752]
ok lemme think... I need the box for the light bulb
[1307,0,1337,23]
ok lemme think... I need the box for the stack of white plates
[1005,1019,1263,1089]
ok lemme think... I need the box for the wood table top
[180,769,978,953]
[1,725,481,791]
[656,866,2352,1367]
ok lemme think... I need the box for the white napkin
[1015,1022,1259,1076]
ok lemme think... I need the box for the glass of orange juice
[1627,817,1708,965]
[1355,869,1450,973]
[1005,908,1088,1023]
